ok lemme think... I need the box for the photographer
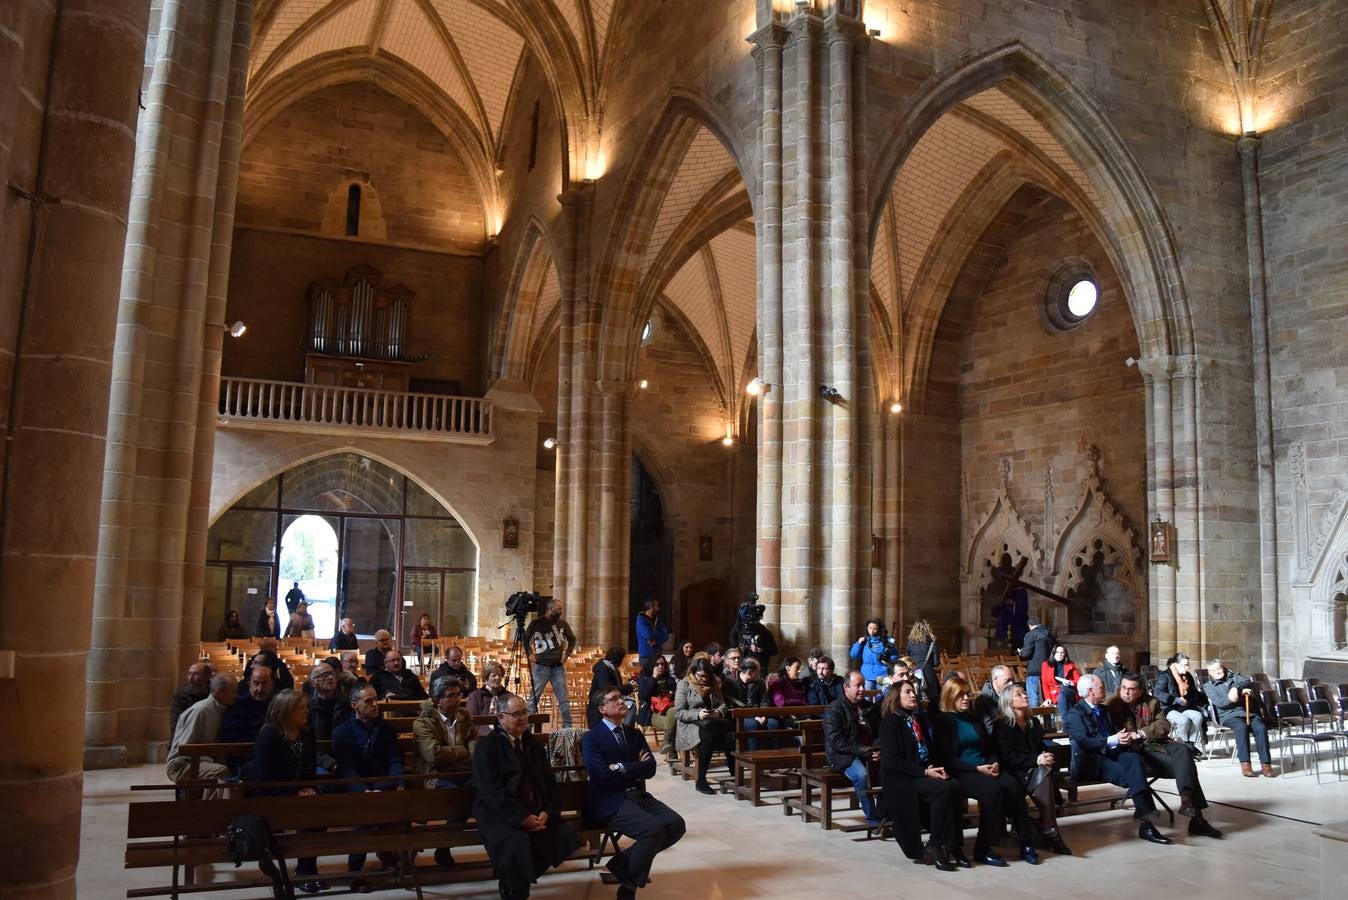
[850,618,898,689]
[524,597,577,728]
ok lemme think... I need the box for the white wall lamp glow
[721,423,735,447]
[637,379,649,390]
[889,400,903,414]
[745,377,770,396]
[228,320,247,338]
[542,437,558,450]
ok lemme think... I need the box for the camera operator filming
[524,597,577,728]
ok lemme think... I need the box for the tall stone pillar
[749,2,872,662]
[0,2,151,895]
[591,380,633,646]
[1139,356,1178,657]
[87,0,253,765]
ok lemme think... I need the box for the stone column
[1139,355,1177,657]
[0,2,151,896]
[1173,355,1202,660]
[87,0,253,765]
[592,380,633,646]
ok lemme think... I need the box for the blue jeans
[1056,685,1077,722]
[528,662,572,727]
[741,716,781,751]
[1026,675,1043,709]
[841,757,876,822]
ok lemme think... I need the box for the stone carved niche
[1297,488,1348,658]
[962,470,1045,649]
[1049,445,1143,637]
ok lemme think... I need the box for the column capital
[1172,353,1199,380]
[748,22,788,53]
[557,180,595,209]
[1135,354,1176,383]
[823,10,868,45]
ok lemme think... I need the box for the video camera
[504,590,551,626]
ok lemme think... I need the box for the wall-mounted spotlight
[542,436,558,450]
[721,423,735,447]
[889,400,903,414]
[868,28,881,37]
[820,384,841,401]
[637,379,649,390]
[745,377,770,396]
[228,320,247,338]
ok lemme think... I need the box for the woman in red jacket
[1041,644,1082,721]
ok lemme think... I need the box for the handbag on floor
[224,812,294,900]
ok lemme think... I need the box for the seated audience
[169,662,213,737]
[721,647,744,688]
[371,650,427,702]
[337,650,365,692]
[933,676,1020,866]
[415,676,475,867]
[410,613,438,670]
[876,658,912,699]
[243,688,322,892]
[731,658,778,751]
[879,679,962,872]
[674,658,734,795]
[284,600,315,639]
[220,665,275,745]
[165,673,238,785]
[583,688,686,900]
[669,639,696,679]
[304,661,349,771]
[637,657,678,752]
[467,662,511,737]
[430,645,478,695]
[255,597,282,639]
[801,646,826,694]
[702,643,725,674]
[807,656,845,706]
[1203,659,1277,777]
[768,656,807,709]
[973,664,1012,731]
[586,645,636,728]
[472,693,579,899]
[365,629,394,675]
[1153,653,1208,754]
[1095,645,1125,697]
[994,682,1072,856]
[330,616,359,651]
[822,670,883,828]
[1106,673,1222,838]
[243,639,295,690]
[333,684,404,883]
[217,609,249,641]
[1065,673,1173,844]
[1042,643,1082,721]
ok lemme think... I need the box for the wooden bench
[781,722,880,831]
[125,771,616,899]
[729,704,826,806]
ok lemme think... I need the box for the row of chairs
[1206,681,1348,782]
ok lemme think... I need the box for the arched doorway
[628,455,673,651]
[205,453,477,645]
[278,515,340,635]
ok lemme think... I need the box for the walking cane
[1244,689,1251,726]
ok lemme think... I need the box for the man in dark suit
[472,693,578,899]
[1066,673,1172,845]
[582,688,686,899]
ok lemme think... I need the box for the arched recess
[590,94,755,386]
[629,434,686,638]
[869,42,1195,362]
[243,51,500,238]
[494,219,562,384]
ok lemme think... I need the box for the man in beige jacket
[414,675,476,867]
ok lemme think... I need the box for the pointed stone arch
[493,219,562,384]
[962,470,1045,648]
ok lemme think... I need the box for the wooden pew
[728,704,827,806]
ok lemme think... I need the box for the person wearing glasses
[415,676,476,867]
[472,694,578,899]
[583,688,686,899]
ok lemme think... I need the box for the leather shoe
[350,879,372,894]
[1261,764,1278,778]
[1240,762,1257,777]
[1044,830,1073,856]
[616,886,637,900]
[434,848,455,866]
[921,846,956,872]
[298,882,327,895]
[974,849,1008,867]
[1138,821,1173,845]
[1021,843,1041,865]
[950,847,973,869]
[1178,790,1196,818]
[1188,818,1223,839]
[695,781,716,795]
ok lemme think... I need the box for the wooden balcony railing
[218,376,492,443]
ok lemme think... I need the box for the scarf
[1169,665,1190,698]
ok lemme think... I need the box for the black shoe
[950,847,973,869]
[350,880,372,894]
[1188,818,1223,839]
[695,781,716,795]
[922,846,956,872]
[1021,843,1041,865]
[616,886,637,900]
[434,847,455,866]
[298,882,327,895]
[1139,821,1173,845]
[975,849,1008,867]
[1043,830,1073,856]
[1178,791,1196,818]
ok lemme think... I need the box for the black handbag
[224,813,294,899]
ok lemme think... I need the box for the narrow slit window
[345,184,362,236]
[528,99,540,172]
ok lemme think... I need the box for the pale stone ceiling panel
[531,261,561,351]
[964,87,1100,208]
[554,0,587,58]
[591,0,615,61]
[871,211,895,314]
[709,227,757,387]
[266,0,378,79]
[891,114,1002,298]
[662,256,725,380]
[432,0,524,141]
[253,0,336,76]
[642,128,738,278]
[382,0,479,130]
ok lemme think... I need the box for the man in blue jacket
[333,684,405,882]
[583,688,686,899]
[634,598,669,670]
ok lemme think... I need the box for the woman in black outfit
[993,682,1072,857]
[217,609,248,641]
[670,639,696,679]
[932,676,1027,866]
[879,680,962,872]
[245,688,322,891]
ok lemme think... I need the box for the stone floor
[82,751,1348,899]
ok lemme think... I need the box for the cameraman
[524,597,577,728]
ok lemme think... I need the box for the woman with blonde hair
[994,682,1072,857]
[905,619,940,703]
[674,657,734,794]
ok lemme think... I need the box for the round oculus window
[1065,279,1098,319]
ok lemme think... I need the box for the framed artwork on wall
[503,518,519,549]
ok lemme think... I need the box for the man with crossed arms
[583,688,686,899]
